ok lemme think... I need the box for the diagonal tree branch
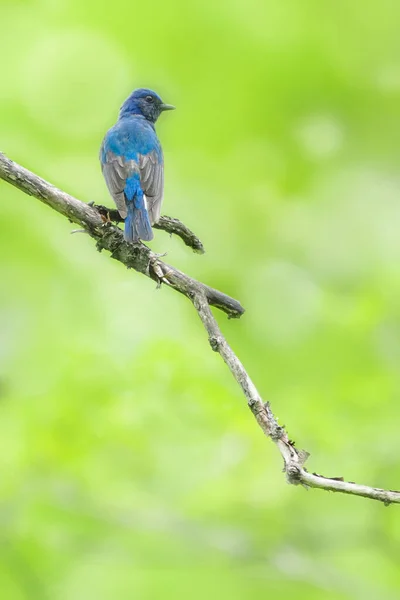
[1,150,399,505]
[0,152,242,318]
[192,293,400,505]
[93,203,205,255]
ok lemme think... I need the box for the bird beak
[160,103,175,111]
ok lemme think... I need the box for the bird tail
[124,194,153,243]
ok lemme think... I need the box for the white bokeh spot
[375,64,400,93]
[295,114,344,159]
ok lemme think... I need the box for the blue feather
[124,174,153,243]
[100,88,174,242]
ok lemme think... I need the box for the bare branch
[1,150,399,505]
[0,152,243,319]
[191,293,400,505]
[93,204,205,254]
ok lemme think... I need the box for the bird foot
[100,211,111,224]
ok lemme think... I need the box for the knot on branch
[209,335,224,352]
[285,462,303,485]
[269,424,286,441]
[148,257,173,288]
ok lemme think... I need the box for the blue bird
[100,88,175,243]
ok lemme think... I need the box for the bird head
[119,88,175,122]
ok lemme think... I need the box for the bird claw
[100,211,111,224]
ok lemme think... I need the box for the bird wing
[139,150,164,225]
[101,151,139,219]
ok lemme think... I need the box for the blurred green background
[1,0,400,598]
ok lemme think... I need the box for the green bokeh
[1,0,400,598]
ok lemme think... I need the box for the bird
[100,88,175,243]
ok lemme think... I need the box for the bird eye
[145,95,154,103]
